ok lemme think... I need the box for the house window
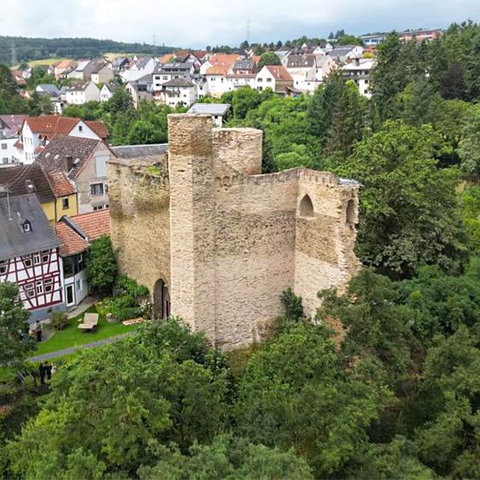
[22,255,32,267]
[0,260,7,274]
[78,254,85,271]
[62,197,69,209]
[1,143,6,149]
[257,78,263,82]
[24,283,34,298]
[266,78,272,82]
[33,253,41,265]
[44,278,53,293]
[90,183,104,196]
[41,250,50,263]
[2,158,8,164]
[36,280,43,294]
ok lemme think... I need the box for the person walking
[38,362,45,385]
[44,362,52,381]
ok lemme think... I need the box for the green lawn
[34,306,139,356]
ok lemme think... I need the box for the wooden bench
[78,313,99,332]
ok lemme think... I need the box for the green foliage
[0,282,34,365]
[235,322,389,477]
[459,103,480,176]
[257,51,282,72]
[336,120,466,278]
[280,288,304,321]
[7,319,229,478]
[460,186,480,252]
[115,275,149,298]
[49,311,69,331]
[139,435,313,480]
[86,235,118,294]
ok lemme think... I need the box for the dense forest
[0,36,175,65]
[3,20,480,479]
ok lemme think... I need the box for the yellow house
[0,164,78,224]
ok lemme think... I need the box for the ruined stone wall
[294,170,360,317]
[107,157,170,296]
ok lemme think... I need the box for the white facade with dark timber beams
[0,193,65,322]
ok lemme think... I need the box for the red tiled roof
[160,53,175,64]
[85,120,109,139]
[45,169,75,197]
[70,209,110,240]
[55,59,74,69]
[264,65,293,81]
[206,65,229,75]
[55,222,88,256]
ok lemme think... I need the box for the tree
[138,435,314,480]
[7,319,230,478]
[0,282,34,365]
[86,235,118,294]
[458,103,480,176]
[235,322,389,477]
[335,120,466,278]
[257,52,281,72]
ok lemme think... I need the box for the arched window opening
[299,194,314,217]
[346,199,356,224]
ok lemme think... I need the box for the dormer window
[22,220,32,233]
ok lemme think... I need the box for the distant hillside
[0,36,178,65]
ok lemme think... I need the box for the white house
[0,115,24,166]
[341,58,375,98]
[157,78,197,108]
[17,116,108,164]
[64,82,101,105]
[187,103,231,127]
[120,57,156,83]
[255,65,293,94]
[100,83,116,102]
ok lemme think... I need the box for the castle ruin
[108,114,359,349]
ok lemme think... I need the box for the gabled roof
[162,78,195,88]
[286,54,316,68]
[0,193,59,261]
[45,169,75,197]
[65,82,94,92]
[0,163,56,203]
[0,115,25,136]
[55,59,75,70]
[55,209,110,257]
[22,115,108,140]
[188,103,231,116]
[232,58,255,71]
[35,135,102,179]
[263,65,293,81]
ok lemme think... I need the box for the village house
[55,209,110,308]
[0,115,25,166]
[64,82,101,105]
[341,58,375,98]
[54,59,76,80]
[0,163,78,224]
[36,135,115,213]
[255,65,293,94]
[16,115,108,164]
[0,193,65,322]
[100,83,117,102]
[157,78,197,107]
[125,74,154,108]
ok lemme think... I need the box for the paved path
[27,332,135,362]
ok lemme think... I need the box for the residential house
[341,58,375,98]
[120,57,156,83]
[17,115,108,164]
[100,83,117,102]
[64,82,101,105]
[0,115,25,166]
[255,65,293,94]
[0,163,78,223]
[54,59,76,80]
[157,78,197,107]
[111,57,132,72]
[0,193,65,322]
[55,209,109,308]
[187,103,231,127]
[201,54,239,97]
[327,45,364,64]
[285,54,322,92]
[35,84,60,98]
[67,60,92,80]
[90,62,114,84]
[125,74,154,108]
[315,55,336,83]
[36,135,115,213]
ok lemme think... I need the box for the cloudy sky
[2,0,478,48]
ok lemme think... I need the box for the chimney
[65,155,74,172]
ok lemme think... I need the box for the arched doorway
[153,279,170,319]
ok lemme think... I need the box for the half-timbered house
[0,193,65,322]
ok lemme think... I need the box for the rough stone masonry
[107,113,360,350]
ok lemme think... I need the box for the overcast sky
[2,0,478,48]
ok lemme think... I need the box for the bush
[49,311,69,331]
[114,275,149,298]
[280,288,304,321]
